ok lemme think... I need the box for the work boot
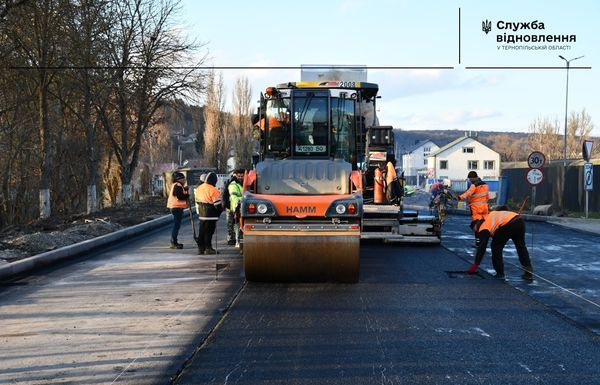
[205,248,217,255]
[170,243,183,249]
[197,248,205,255]
[227,240,236,246]
[493,273,505,279]
[522,267,534,280]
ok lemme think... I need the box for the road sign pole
[586,190,589,219]
[531,186,536,213]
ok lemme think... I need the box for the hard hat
[443,179,451,187]
[172,171,185,181]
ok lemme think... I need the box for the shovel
[187,197,198,241]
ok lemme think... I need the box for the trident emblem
[482,20,492,34]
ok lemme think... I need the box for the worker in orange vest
[459,171,489,246]
[384,156,401,204]
[194,172,223,255]
[166,172,189,249]
[261,113,289,152]
[467,210,534,280]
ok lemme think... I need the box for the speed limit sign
[527,151,546,169]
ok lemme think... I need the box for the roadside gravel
[0,196,169,266]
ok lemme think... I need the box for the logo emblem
[482,20,492,34]
[286,206,317,215]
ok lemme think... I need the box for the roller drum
[243,232,359,283]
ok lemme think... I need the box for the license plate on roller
[296,145,326,152]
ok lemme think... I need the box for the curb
[0,212,176,283]
[448,207,600,234]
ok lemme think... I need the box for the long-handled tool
[515,196,535,278]
[187,197,198,242]
[517,196,529,215]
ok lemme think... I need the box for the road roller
[241,75,439,283]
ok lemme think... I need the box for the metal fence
[502,163,599,213]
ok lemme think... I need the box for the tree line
[396,109,595,164]
[527,109,595,162]
[0,0,255,230]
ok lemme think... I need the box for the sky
[178,0,599,136]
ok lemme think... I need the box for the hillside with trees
[395,109,596,163]
[0,0,207,228]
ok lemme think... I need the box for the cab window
[292,92,329,156]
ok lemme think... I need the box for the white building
[401,140,439,186]
[426,136,501,181]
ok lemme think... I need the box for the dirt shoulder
[0,196,170,265]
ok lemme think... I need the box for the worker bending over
[467,210,534,280]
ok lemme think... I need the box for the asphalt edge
[0,212,177,283]
[2,207,596,283]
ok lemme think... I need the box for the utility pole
[558,55,584,166]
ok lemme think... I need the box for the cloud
[370,68,507,100]
[378,95,504,131]
[439,109,502,125]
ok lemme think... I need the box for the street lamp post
[558,55,584,166]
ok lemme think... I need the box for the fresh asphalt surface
[443,215,600,337]
[2,209,600,384]
[174,221,600,385]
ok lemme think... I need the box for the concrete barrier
[0,213,174,283]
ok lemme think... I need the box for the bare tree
[527,116,562,160]
[0,0,208,227]
[528,109,595,161]
[8,0,66,218]
[0,1,40,227]
[58,0,112,213]
[203,70,228,172]
[231,76,253,170]
[140,110,172,168]
[218,114,232,173]
[0,77,38,227]
[567,108,594,159]
[0,0,28,21]
[96,0,204,204]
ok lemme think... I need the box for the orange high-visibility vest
[385,161,397,186]
[194,183,221,205]
[479,211,518,236]
[259,116,283,130]
[460,181,489,220]
[167,182,187,209]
